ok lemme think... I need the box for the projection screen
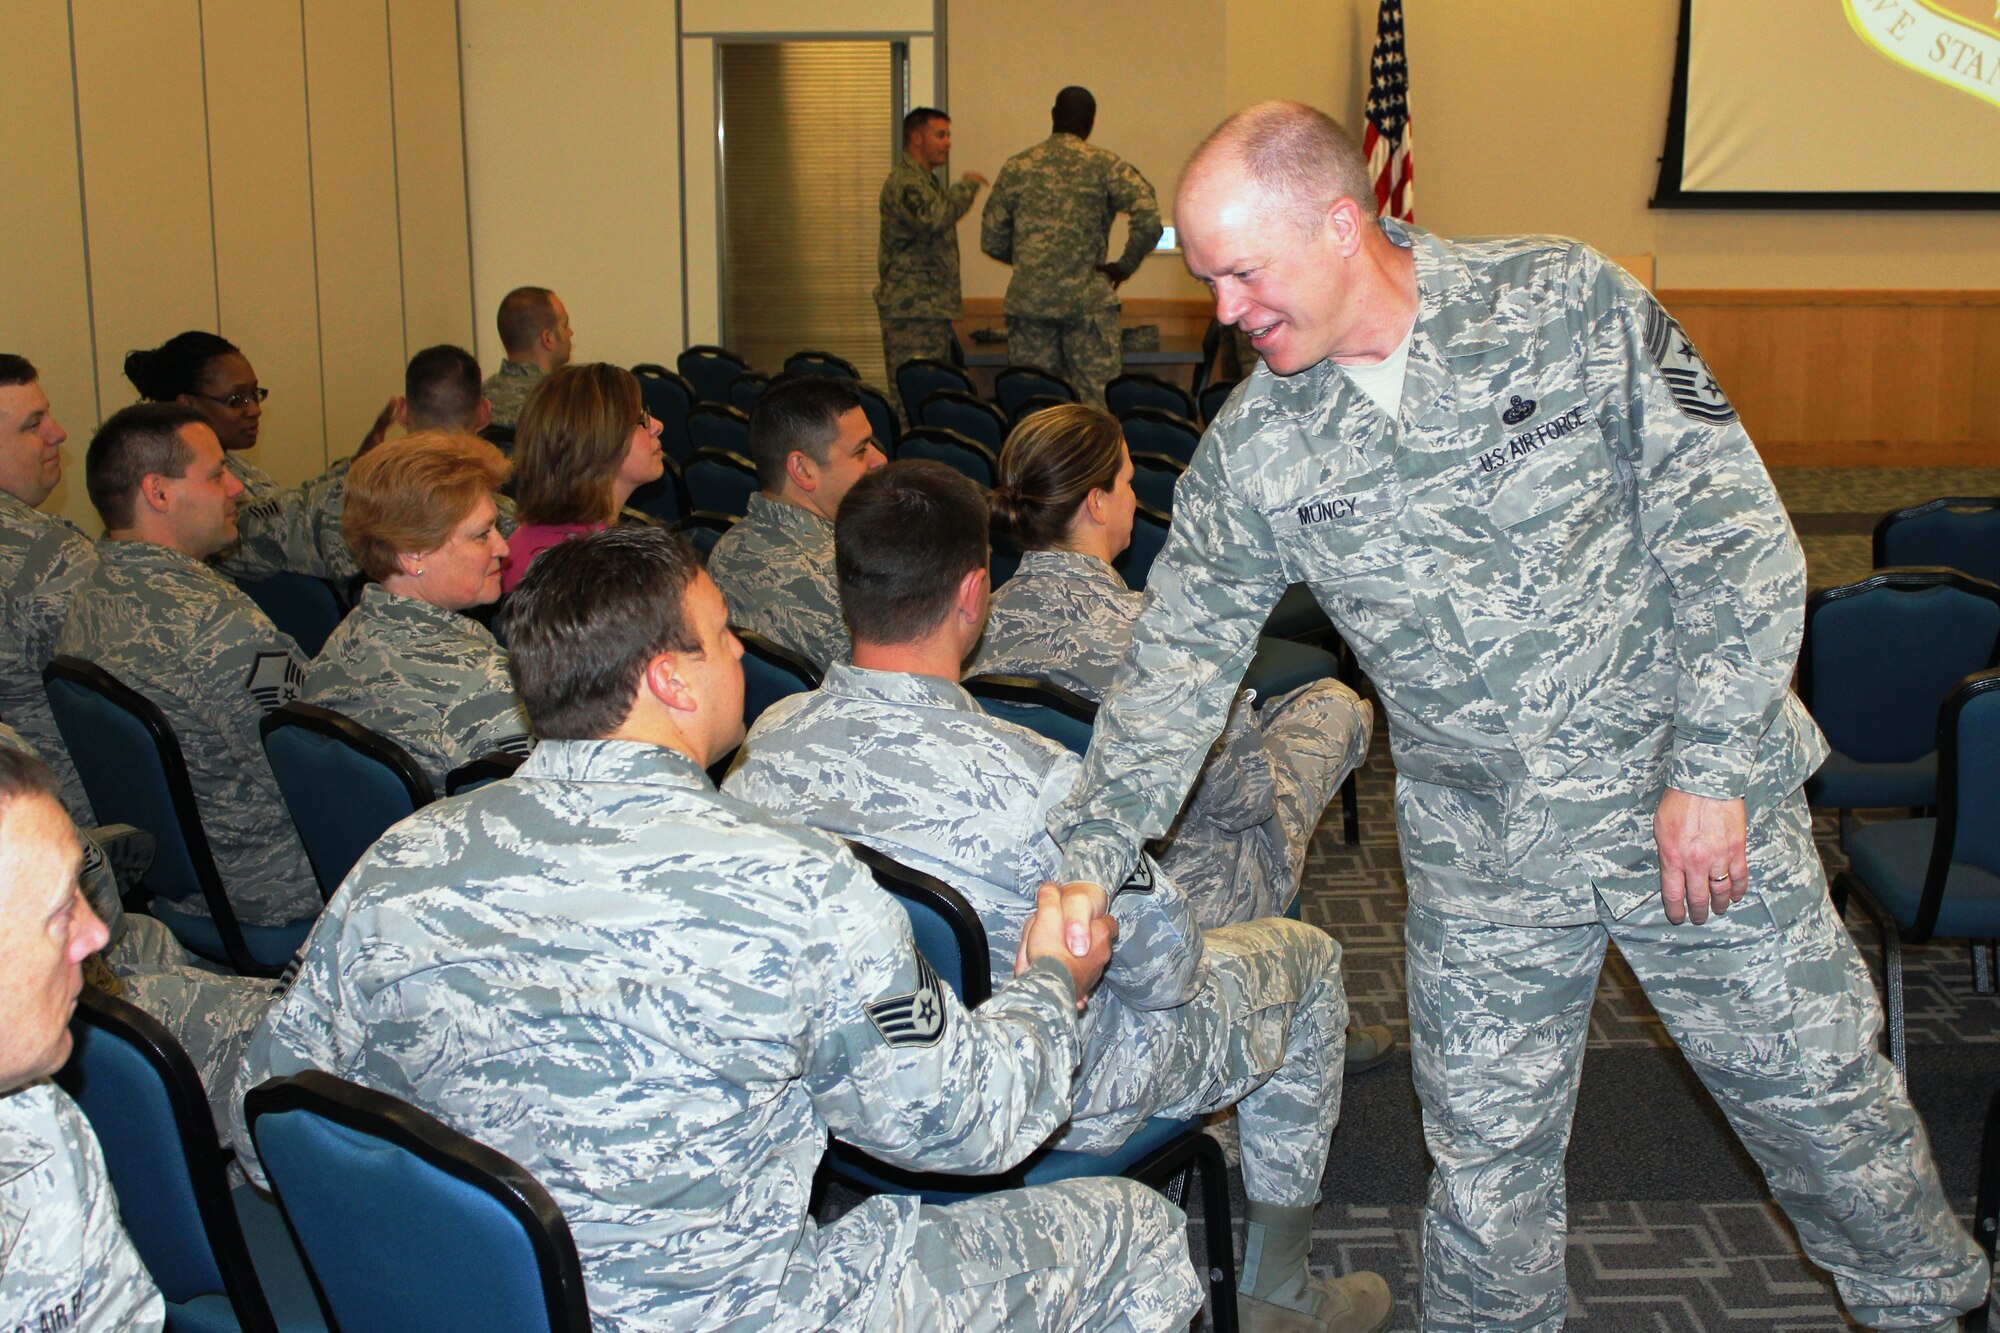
[1652,0,2000,208]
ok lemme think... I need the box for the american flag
[1363,0,1415,221]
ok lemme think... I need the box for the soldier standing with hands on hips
[1050,100,1987,1332]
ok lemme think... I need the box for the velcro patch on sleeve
[865,953,948,1049]
[1644,301,1738,426]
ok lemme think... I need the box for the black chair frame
[247,1070,591,1333]
[834,843,1239,1331]
[993,365,1078,415]
[738,629,825,693]
[784,349,860,380]
[261,701,435,899]
[446,750,527,796]
[45,657,276,977]
[1189,319,1227,405]
[1872,496,2000,570]
[962,674,1099,731]
[1107,371,1198,421]
[894,356,974,405]
[58,988,279,1332]
[896,426,998,485]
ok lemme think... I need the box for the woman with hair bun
[977,405,1376,928]
[124,330,377,582]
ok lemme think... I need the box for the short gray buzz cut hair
[1187,101,1375,233]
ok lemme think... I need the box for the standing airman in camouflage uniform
[57,405,319,932]
[0,356,98,819]
[1059,101,1986,1330]
[728,462,1393,1333]
[0,744,164,1333]
[231,525,1202,1333]
[974,546,1372,927]
[304,585,531,793]
[980,87,1161,409]
[877,107,986,424]
[479,286,573,430]
[708,376,885,671]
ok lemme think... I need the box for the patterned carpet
[1268,467,2000,1331]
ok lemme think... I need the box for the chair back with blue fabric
[845,842,991,1005]
[727,371,770,414]
[625,453,689,526]
[962,675,1097,758]
[676,345,749,405]
[737,630,823,729]
[686,402,751,457]
[856,383,899,455]
[894,357,972,411]
[58,988,279,1330]
[247,1071,590,1333]
[232,572,346,658]
[1919,670,2000,935]
[1189,318,1227,404]
[43,657,287,977]
[1106,372,1196,421]
[1113,502,1173,591]
[1118,406,1202,467]
[261,703,434,901]
[631,365,696,463]
[446,750,526,796]
[1128,451,1183,514]
[784,350,860,380]
[677,510,736,562]
[1800,569,2000,813]
[993,366,1076,418]
[1875,497,2000,585]
[1009,394,1071,426]
[1199,377,1240,426]
[682,447,761,518]
[896,427,997,489]
[916,389,1007,454]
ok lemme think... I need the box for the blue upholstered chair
[1107,372,1197,421]
[58,988,321,1331]
[686,401,752,458]
[261,702,434,901]
[625,453,689,526]
[1198,377,1241,427]
[1189,318,1228,409]
[1875,497,2000,585]
[681,446,760,519]
[962,674,1098,759]
[1128,450,1184,514]
[1113,502,1173,590]
[247,1071,590,1332]
[446,750,526,797]
[1009,394,1072,426]
[676,510,736,562]
[630,365,696,464]
[783,349,860,380]
[1837,668,2000,1081]
[1118,406,1202,467]
[825,843,1240,1332]
[737,630,822,730]
[855,383,900,456]
[676,345,749,406]
[894,357,973,416]
[231,573,346,658]
[726,371,770,414]
[916,388,1008,454]
[1800,569,2000,844]
[44,657,309,977]
[896,427,997,489]
[993,366,1076,418]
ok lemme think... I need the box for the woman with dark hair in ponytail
[974,403,1392,1066]
[125,331,373,582]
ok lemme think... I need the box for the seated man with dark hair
[727,460,1392,1333]
[706,374,886,671]
[396,343,492,436]
[55,403,319,932]
[231,524,1202,1332]
[480,286,572,430]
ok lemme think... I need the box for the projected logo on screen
[1844,0,2000,110]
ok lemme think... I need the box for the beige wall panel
[680,36,721,349]
[950,0,1224,303]
[682,0,933,36]
[0,5,100,530]
[1222,0,1363,135]
[389,0,475,353]
[71,0,217,422]
[459,1,685,369]
[303,0,407,464]
[203,0,327,486]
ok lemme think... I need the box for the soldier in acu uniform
[1059,101,1987,1331]
[708,376,885,672]
[0,355,99,819]
[230,524,1202,1333]
[876,107,986,424]
[0,745,163,1333]
[58,404,319,933]
[980,86,1161,409]
[728,461,1393,1333]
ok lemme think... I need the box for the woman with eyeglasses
[124,330,368,583]
[499,362,665,594]
[976,404,1376,927]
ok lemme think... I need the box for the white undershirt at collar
[1336,321,1415,419]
